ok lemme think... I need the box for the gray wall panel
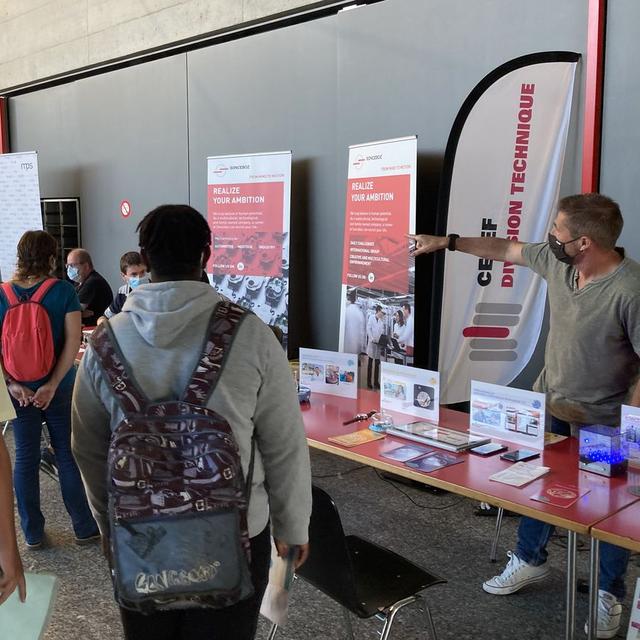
[10,55,189,290]
[601,0,640,260]
[187,18,338,352]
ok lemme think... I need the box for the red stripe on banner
[581,0,606,192]
[0,97,9,154]
[462,327,510,339]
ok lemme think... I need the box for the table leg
[565,531,577,640]
[587,538,600,640]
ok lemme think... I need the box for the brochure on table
[299,348,358,398]
[380,362,439,423]
[621,404,640,463]
[470,380,545,450]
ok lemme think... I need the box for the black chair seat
[346,535,446,618]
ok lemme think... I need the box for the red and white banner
[436,53,579,404]
[207,151,291,346]
[338,137,416,365]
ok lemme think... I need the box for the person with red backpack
[72,205,312,640]
[0,230,99,549]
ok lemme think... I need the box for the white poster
[206,151,291,348]
[299,348,358,399]
[437,53,579,404]
[621,405,640,463]
[380,362,439,423]
[470,380,546,450]
[0,151,43,281]
[628,578,640,640]
[338,136,417,369]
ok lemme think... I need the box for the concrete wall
[0,0,313,91]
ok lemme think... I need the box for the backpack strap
[182,300,249,405]
[29,278,58,303]
[0,282,18,306]
[90,321,149,415]
[0,278,57,306]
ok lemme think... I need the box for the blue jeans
[11,384,98,545]
[515,416,630,599]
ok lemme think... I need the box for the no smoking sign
[120,200,132,218]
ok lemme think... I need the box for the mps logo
[212,164,228,177]
[352,155,365,169]
[462,302,522,362]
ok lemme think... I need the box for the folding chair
[269,485,446,640]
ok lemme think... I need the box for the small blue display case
[579,425,627,477]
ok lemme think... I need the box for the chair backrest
[297,485,359,608]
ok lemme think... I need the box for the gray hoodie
[71,281,311,545]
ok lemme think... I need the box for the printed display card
[470,380,546,450]
[404,450,464,473]
[380,362,439,423]
[299,348,358,398]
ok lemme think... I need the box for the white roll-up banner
[206,151,291,347]
[0,151,43,281]
[436,52,579,405]
[338,136,417,366]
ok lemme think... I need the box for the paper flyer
[470,380,546,449]
[404,450,464,473]
[489,461,550,487]
[328,429,384,448]
[530,482,590,509]
[380,362,439,423]
[260,541,297,627]
[0,572,58,639]
[299,348,358,398]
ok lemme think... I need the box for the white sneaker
[584,590,622,639]
[482,551,550,595]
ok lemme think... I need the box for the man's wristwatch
[447,234,460,251]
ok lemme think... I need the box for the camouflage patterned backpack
[91,300,255,612]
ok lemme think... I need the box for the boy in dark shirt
[100,252,148,321]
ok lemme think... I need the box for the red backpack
[1,278,58,382]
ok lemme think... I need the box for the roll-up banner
[206,151,291,347]
[435,52,579,405]
[0,151,43,281]
[338,137,417,369]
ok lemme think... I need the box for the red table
[302,390,639,640]
[591,501,640,552]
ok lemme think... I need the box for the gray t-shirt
[522,242,640,426]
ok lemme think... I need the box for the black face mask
[548,233,580,265]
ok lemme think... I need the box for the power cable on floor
[375,470,466,511]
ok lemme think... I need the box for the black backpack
[91,300,256,612]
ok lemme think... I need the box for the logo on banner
[213,164,228,177]
[352,155,365,169]
[462,302,522,362]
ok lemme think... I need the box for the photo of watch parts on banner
[206,151,291,348]
[338,136,417,369]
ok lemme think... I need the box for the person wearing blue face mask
[98,252,148,325]
[410,193,640,639]
[65,249,113,327]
